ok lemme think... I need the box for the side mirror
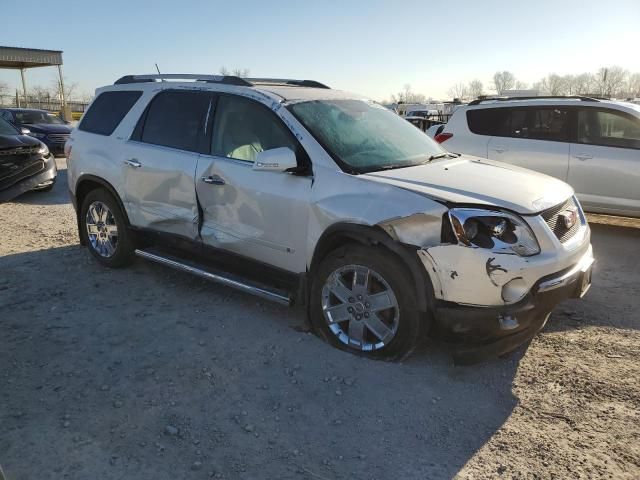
[20,127,31,135]
[252,147,297,172]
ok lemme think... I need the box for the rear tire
[79,188,134,268]
[309,244,425,360]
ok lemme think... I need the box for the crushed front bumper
[0,154,57,203]
[434,248,594,364]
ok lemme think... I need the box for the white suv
[66,75,594,362]
[434,96,640,217]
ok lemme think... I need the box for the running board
[135,248,292,305]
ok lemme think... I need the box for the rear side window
[468,107,569,141]
[466,108,509,136]
[138,91,211,152]
[79,91,142,136]
[577,109,640,149]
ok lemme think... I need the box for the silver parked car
[434,96,640,217]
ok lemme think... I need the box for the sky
[2,0,639,101]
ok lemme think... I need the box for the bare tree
[50,75,78,101]
[564,74,596,95]
[391,84,426,104]
[30,85,51,102]
[594,66,627,97]
[232,68,250,78]
[627,73,640,98]
[220,67,250,78]
[537,74,567,95]
[447,82,468,101]
[467,79,484,99]
[492,71,516,94]
[515,80,528,90]
[0,80,8,97]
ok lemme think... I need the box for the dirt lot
[1,159,638,480]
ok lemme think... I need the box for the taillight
[435,132,453,144]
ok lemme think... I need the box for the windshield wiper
[426,152,459,162]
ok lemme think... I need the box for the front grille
[47,133,70,143]
[0,160,45,190]
[541,197,582,243]
[0,146,40,156]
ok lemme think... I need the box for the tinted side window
[79,91,142,136]
[466,108,510,136]
[212,95,297,163]
[577,109,640,149]
[524,108,569,141]
[139,91,211,152]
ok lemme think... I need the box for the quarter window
[577,109,640,149]
[467,107,569,141]
[139,91,211,152]
[79,91,142,136]
[212,95,297,163]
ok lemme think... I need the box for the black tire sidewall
[80,189,134,268]
[309,245,423,360]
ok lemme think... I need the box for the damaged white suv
[66,74,594,362]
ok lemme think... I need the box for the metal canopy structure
[0,46,69,119]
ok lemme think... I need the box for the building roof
[0,46,63,69]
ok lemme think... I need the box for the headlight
[37,142,50,156]
[448,208,540,256]
[29,132,47,139]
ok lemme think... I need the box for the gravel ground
[1,159,638,479]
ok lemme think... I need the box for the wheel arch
[310,222,434,313]
[74,175,130,245]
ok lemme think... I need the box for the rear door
[486,106,571,180]
[195,94,312,273]
[122,90,212,239]
[568,107,640,214]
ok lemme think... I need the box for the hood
[361,156,574,214]
[22,123,72,134]
[0,134,41,149]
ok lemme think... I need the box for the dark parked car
[0,108,72,156]
[0,116,57,202]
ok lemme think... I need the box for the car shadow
[11,158,70,206]
[544,222,640,333]
[0,244,523,480]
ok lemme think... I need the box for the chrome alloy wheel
[321,265,400,351]
[85,201,118,258]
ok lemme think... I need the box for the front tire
[79,188,134,268]
[309,244,424,360]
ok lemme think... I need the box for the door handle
[124,158,142,168]
[491,146,508,154]
[201,175,225,185]
[573,153,593,161]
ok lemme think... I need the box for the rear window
[79,91,142,136]
[467,107,569,142]
[137,90,211,152]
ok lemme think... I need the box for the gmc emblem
[559,207,579,229]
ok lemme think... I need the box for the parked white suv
[434,96,640,217]
[66,75,594,362]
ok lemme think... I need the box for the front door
[122,89,212,239]
[569,107,640,214]
[195,94,312,273]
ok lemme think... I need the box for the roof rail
[114,74,330,89]
[114,74,251,86]
[468,95,600,106]
[245,78,330,89]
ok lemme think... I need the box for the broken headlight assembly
[447,208,540,257]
